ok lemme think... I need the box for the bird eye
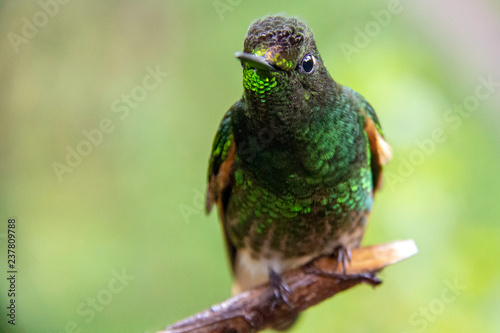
[301,54,316,73]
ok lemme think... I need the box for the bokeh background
[1,0,499,332]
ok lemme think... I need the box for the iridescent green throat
[242,64,279,103]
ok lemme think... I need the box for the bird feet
[268,268,293,309]
[332,245,351,274]
[303,245,382,287]
[267,268,300,330]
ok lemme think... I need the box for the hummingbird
[206,14,391,327]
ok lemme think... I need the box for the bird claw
[304,264,382,287]
[302,245,382,287]
[268,268,294,310]
[332,245,352,274]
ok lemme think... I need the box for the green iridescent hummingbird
[206,14,391,313]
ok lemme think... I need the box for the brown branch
[159,239,418,333]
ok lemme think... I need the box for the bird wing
[206,104,238,273]
[351,91,392,191]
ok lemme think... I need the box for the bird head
[236,15,333,107]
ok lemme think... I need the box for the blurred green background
[1,0,499,332]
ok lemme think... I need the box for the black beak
[235,52,277,71]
